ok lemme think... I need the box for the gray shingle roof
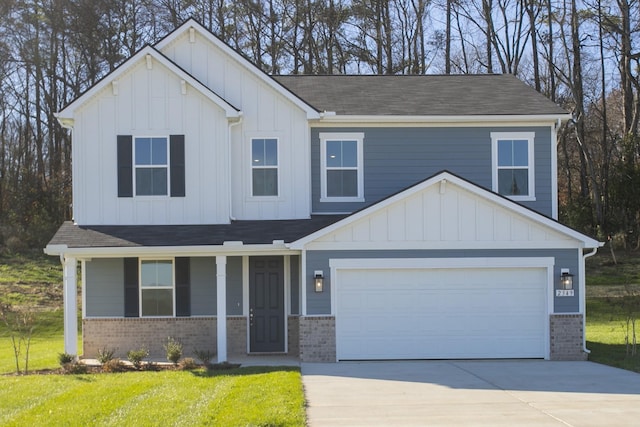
[273,74,568,116]
[48,216,346,248]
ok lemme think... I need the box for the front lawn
[586,297,640,373]
[0,367,306,426]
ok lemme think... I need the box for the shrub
[178,357,199,370]
[58,352,75,366]
[164,337,183,365]
[127,348,149,369]
[62,361,88,374]
[193,349,215,368]
[143,361,160,371]
[102,358,126,373]
[97,347,116,364]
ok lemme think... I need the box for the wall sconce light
[560,269,574,290]
[314,270,324,293]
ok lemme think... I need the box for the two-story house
[46,19,601,363]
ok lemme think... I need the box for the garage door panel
[336,266,547,360]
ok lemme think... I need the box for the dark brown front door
[249,256,285,352]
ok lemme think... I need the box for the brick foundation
[227,316,247,356]
[299,316,336,362]
[288,315,300,357]
[83,315,301,359]
[83,317,217,359]
[550,314,588,361]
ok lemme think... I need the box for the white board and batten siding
[306,179,577,251]
[158,29,312,220]
[73,58,230,226]
[331,258,552,360]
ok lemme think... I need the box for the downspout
[582,247,599,354]
[228,114,243,221]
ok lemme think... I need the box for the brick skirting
[83,316,301,359]
[83,317,217,359]
[550,314,588,361]
[299,316,336,362]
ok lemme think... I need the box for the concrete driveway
[302,360,640,426]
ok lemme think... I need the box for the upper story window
[135,137,168,196]
[320,132,364,202]
[251,138,279,197]
[140,259,174,317]
[117,135,185,198]
[491,132,535,201]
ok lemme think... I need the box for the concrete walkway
[302,360,640,426]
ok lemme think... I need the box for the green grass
[0,367,306,426]
[0,254,62,285]
[586,297,640,373]
[585,251,640,286]
[0,310,79,374]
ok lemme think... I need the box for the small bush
[178,357,199,370]
[194,349,215,368]
[62,361,88,374]
[58,352,75,366]
[127,348,149,369]
[102,358,126,373]
[164,337,183,365]
[97,347,116,364]
[143,361,160,371]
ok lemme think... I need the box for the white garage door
[335,266,548,360]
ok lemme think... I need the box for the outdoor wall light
[560,269,574,290]
[314,271,324,293]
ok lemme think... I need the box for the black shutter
[170,135,185,197]
[175,257,190,317]
[124,258,139,317]
[117,135,133,197]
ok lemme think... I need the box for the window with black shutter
[117,135,185,198]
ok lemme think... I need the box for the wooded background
[0,0,638,251]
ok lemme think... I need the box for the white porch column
[216,256,227,363]
[62,256,78,356]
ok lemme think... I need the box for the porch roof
[47,216,346,249]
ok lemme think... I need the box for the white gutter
[316,113,572,124]
[44,242,299,258]
[228,113,243,221]
[582,247,600,354]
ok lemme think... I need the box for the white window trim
[320,132,365,202]
[133,136,170,197]
[139,258,175,318]
[491,132,536,201]
[249,137,280,198]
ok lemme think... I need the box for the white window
[140,259,174,316]
[135,137,168,196]
[491,132,535,200]
[320,132,364,202]
[251,138,279,197]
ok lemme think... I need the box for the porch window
[491,132,535,200]
[140,259,174,316]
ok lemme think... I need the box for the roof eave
[45,242,299,258]
[55,46,241,125]
[155,19,321,120]
[290,171,602,249]
[317,113,572,124]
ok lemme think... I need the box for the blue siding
[86,256,244,317]
[311,126,552,216]
[191,257,216,316]
[86,258,124,317]
[290,255,300,315]
[305,249,579,315]
[227,256,243,315]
